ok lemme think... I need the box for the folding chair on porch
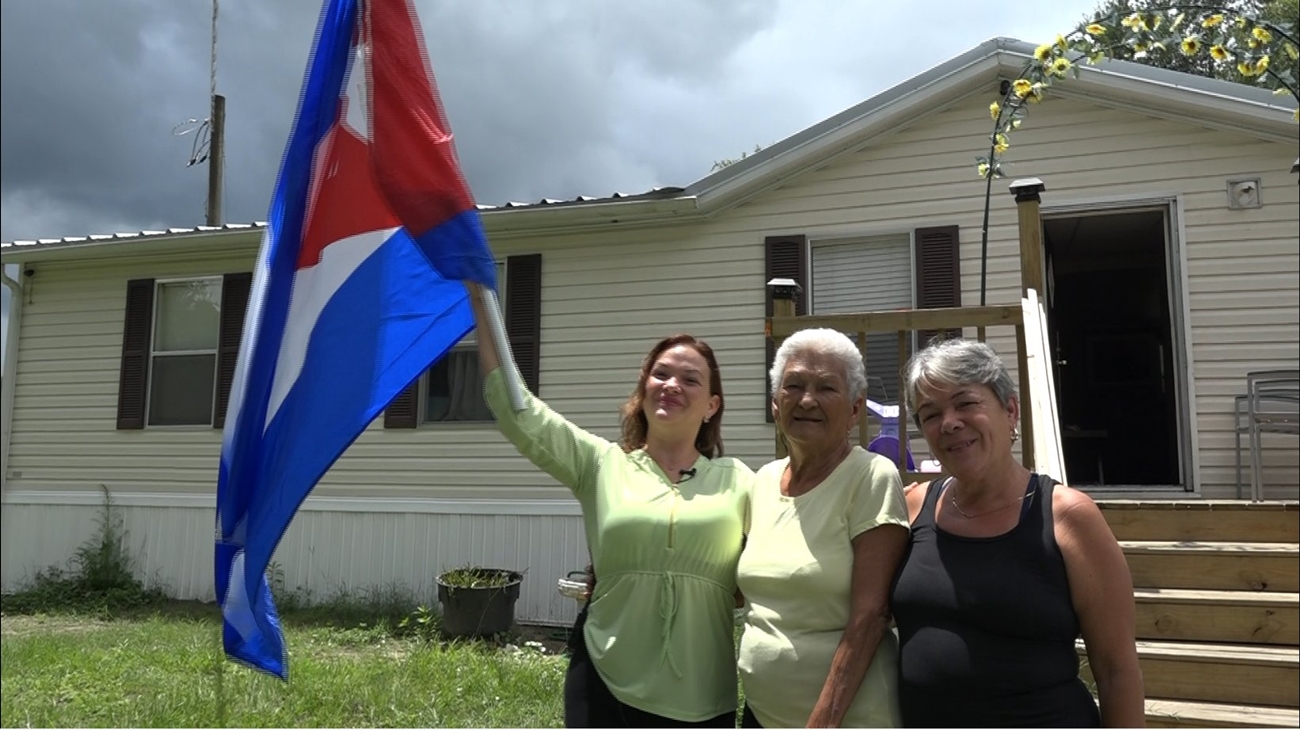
[1235,369,1300,501]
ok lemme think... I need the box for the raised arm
[464,281,608,497]
[464,282,501,375]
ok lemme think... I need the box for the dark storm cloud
[0,0,1099,244]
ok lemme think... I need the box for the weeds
[437,567,522,589]
[1,487,167,616]
[397,604,442,642]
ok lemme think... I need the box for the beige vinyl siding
[5,225,776,502]
[6,86,1296,505]
[9,250,257,493]
[719,90,1297,498]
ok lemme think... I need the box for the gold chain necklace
[948,483,1035,520]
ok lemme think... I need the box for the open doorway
[1043,209,1183,489]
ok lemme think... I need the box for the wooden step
[1145,698,1300,728]
[1134,588,1299,645]
[1098,500,1299,543]
[1123,541,1300,592]
[1080,640,1299,708]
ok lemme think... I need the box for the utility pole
[206,94,225,226]
[205,0,224,226]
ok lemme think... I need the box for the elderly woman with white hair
[737,328,909,728]
[890,338,1143,728]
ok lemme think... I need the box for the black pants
[563,606,735,728]
[740,704,763,728]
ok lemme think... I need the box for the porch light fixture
[767,277,802,301]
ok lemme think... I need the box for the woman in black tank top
[891,339,1145,727]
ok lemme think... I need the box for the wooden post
[768,278,802,460]
[206,94,226,226]
[857,331,869,448]
[1010,178,1046,298]
[896,330,910,471]
[1010,178,1045,471]
[1014,323,1036,472]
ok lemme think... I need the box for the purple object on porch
[867,435,916,470]
[865,399,916,469]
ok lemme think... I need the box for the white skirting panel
[0,493,589,626]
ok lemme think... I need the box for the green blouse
[485,367,752,722]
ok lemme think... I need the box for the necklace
[948,483,1035,519]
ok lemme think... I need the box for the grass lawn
[1,605,568,728]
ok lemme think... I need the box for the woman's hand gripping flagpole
[465,281,526,412]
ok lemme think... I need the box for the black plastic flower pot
[435,568,523,638]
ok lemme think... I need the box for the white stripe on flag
[265,227,397,429]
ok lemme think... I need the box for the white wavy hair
[769,328,868,401]
[903,338,1018,425]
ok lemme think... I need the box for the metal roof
[0,187,687,254]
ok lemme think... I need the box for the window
[810,234,914,404]
[422,261,506,423]
[763,226,961,420]
[384,253,542,429]
[148,278,223,426]
[117,272,251,430]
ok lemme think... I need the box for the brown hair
[619,334,725,458]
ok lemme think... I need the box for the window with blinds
[810,234,914,405]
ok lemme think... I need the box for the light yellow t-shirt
[484,367,752,722]
[737,446,908,728]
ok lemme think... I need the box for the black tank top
[890,474,1101,728]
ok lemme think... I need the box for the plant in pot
[435,566,524,638]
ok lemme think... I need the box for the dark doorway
[1043,210,1181,488]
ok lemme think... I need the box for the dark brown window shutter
[506,253,543,394]
[116,279,155,430]
[764,235,808,422]
[915,225,962,346]
[213,272,253,429]
[384,380,419,428]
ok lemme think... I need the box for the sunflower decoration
[977,6,1297,182]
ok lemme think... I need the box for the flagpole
[478,287,526,412]
[213,618,227,728]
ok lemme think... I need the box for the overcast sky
[0,0,1105,366]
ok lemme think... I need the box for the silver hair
[903,338,1018,423]
[770,328,868,401]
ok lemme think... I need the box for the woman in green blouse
[466,284,752,728]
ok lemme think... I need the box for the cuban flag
[214,0,498,678]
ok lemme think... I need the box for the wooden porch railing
[766,302,1034,486]
[764,177,1058,486]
